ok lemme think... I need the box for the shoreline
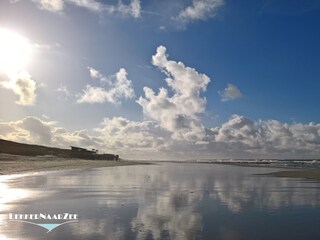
[2,154,320,181]
[0,154,149,176]
[211,162,320,181]
[191,161,320,180]
[262,169,320,181]
[206,162,320,181]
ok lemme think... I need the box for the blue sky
[0,0,320,159]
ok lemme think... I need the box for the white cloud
[130,0,141,18]
[159,26,166,31]
[17,116,52,143]
[66,0,104,12]
[0,116,52,144]
[1,115,320,159]
[32,0,65,12]
[137,45,210,141]
[57,84,70,96]
[57,84,71,101]
[118,0,141,18]
[0,71,37,105]
[209,115,257,145]
[0,116,168,159]
[32,0,103,12]
[33,43,52,51]
[88,67,104,80]
[33,42,61,53]
[178,0,224,22]
[77,67,135,104]
[95,116,170,151]
[77,85,114,104]
[0,116,100,148]
[207,115,320,158]
[219,83,243,101]
[31,0,141,18]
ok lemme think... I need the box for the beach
[208,161,320,181]
[0,153,147,175]
[265,168,320,180]
[1,153,320,181]
[1,162,320,240]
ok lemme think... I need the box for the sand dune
[0,154,146,175]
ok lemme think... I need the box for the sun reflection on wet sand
[0,176,27,240]
[0,175,32,209]
[0,174,47,240]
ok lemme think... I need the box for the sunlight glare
[0,28,32,74]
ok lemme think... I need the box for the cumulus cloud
[77,86,109,104]
[1,115,320,159]
[30,0,141,18]
[207,115,320,158]
[0,71,37,105]
[77,67,135,104]
[219,83,243,101]
[0,116,52,144]
[95,116,170,152]
[94,115,320,159]
[0,116,100,148]
[178,0,224,22]
[17,116,52,143]
[0,116,168,159]
[137,45,210,141]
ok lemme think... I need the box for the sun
[0,28,32,74]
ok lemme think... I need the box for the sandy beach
[0,153,147,175]
[2,162,320,240]
[1,153,320,180]
[265,169,320,180]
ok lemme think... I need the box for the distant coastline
[0,153,147,175]
[261,169,320,181]
[0,139,147,175]
[196,159,320,181]
[157,159,320,181]
[1,139,320,180]
[0,139,118,160]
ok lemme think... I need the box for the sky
[0,0,320,160]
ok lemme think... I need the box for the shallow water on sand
[1,163,320,240]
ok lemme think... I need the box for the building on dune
[70,146,119,161]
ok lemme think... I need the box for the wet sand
[195,161,320,181]
[0,154,147,175]
[2,154,319,180]
[206,161,320,181]
[2,162,320,240]
[265,168,320,180]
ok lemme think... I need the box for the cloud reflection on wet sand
[1,164,320,239]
